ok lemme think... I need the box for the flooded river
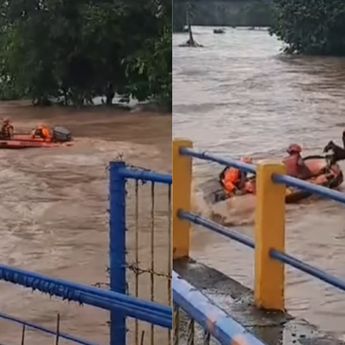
[0,102,171,344]
[173,27,345,339]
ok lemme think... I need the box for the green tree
[0,0,171,107]
[270,0,345,55]
[121,0,172,108]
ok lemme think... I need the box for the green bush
[271,0,345,55]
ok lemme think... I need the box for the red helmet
[287,144,302,154]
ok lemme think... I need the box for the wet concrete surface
[174,258,345,345]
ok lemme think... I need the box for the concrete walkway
[174,258,345,345]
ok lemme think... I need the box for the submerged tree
[0,0,171,107]
[179,1,202,48]
[270,0,345,55]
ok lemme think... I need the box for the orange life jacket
[34,126,53,141]
[42,127,52,140]
[222,168,241,193]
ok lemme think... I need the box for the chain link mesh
[173,304,221,345]
[125,178,172,345]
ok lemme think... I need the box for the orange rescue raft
[0,138,71,149]
[0,127,73,149]
[212,156,343,204]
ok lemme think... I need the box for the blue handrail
[173,272,265,345]
[0,264,172,328]
[273,173,345,205]
[109,162,172,344]
[179,210,345,294]
[181,147,345,205]
[119,165,172,184]
[176,145,345,344]
[179,210,254,248]
[0,162,172,345]
[270,250,345,292]
[180,147,256,174]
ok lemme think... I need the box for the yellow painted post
[173,139,193,259]
[254,161,286,311]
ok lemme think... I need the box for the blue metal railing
[180,147,345,205]
[270,250,345,292]
[116,165,172,184]
[180,147,256,174]
[0,162,172,345]
[179,148,345,294]
[0,264,171,327]
[109,162,172,345]
[273,173,345,204]
[179,211,254,248]
[170,147,267,344]
[179,211,345,293]
[173,272,265,345]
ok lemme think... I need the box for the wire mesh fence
[0,312,97,345]
[0,162,172,345]
[173,306,219,345]
[125,178,172,345]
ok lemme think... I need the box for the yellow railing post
[254,161,286,311]
[173,139,193,259]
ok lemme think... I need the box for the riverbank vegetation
[271,0,345,55]
[0,0,171,109]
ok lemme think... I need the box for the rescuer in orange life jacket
[221,157,255,196]
[282,144,312,180]
[32,124,53,142]
[1,118,14,139]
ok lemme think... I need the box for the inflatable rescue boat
[285,155,343,203]
[207,155,343,204]
[0,126,73,149]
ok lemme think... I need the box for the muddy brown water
[0,101,171,344]
[173,27,345,340]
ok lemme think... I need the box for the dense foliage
[173,0,273,31]
[0,0,171,107]
[270,0,345,55]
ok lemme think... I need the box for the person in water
[283,144,312,179]
[221,157,255,196]
[32,124,53,141]
[1,118,14,139]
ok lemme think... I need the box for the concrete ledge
[174,258,345,345]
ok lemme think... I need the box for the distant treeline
[173,0,273,32]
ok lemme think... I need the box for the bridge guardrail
[0,162,173,345]
[173,139,345,331]
[109,162,173,345]
[0,311,97,345]
[173,271,266,345]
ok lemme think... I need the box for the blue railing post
[109,161,126,345]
